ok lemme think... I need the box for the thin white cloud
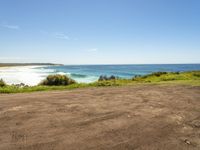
[40,30,78,41]
[1,24,19,30]
[87,48,98,52]
[54,33,69,40]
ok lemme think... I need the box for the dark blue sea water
[44,64,200,83]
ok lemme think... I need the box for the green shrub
[160,77,176,81]
[193,72,200,77]
[0,79,6,87]
[39,74,76,86]
[133,72,168,80]
[150,72,168,77]
[98,75,118,81]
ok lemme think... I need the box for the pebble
[184,139,191,145]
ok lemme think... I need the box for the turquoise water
[44,64,200,83]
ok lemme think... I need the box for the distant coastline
[0,63,63,67]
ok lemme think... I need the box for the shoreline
[0,65,98,86]
[0,65,51,86]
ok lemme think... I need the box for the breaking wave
[0,66,98,86]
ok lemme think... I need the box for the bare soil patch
[0,85,200,150]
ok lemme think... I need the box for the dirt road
[0,85,200,150]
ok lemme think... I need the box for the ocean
[0,64,200,86]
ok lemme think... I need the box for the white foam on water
[0,66,98,86]
[57,72,67,75]
[74,76,98,83]
[0,66,53,86]
[57,72,98,83]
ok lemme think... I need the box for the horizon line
[1,62,200,66]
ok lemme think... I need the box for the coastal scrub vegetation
[0,71,200,93]
[0,79,6,87]
[40,74,76,86]
[98,75,118,81]
[132,71,200,82]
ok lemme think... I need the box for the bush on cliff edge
[40,74,76,86]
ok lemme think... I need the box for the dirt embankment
[0,85,200,150]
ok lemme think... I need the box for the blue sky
[0,0,200,64]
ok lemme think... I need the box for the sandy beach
[0,65,51,86]
[0,84,200,150]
